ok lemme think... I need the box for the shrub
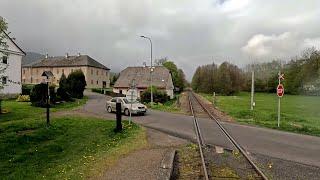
[30,83,47,107]
[66,70,86,98]
[30,84,57,107]
[16,95,30,102]
[57,73,72,101]
[21,84,34,95]
[140,86,169,103]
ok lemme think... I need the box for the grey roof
[23,55,110,70]
[114,66,173,89]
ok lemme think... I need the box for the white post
[213,92,215,104]
[129,90,133,125]
[250,64,255,111]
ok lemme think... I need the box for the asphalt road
[83,91,320,168]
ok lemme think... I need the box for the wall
[1,53,22,94]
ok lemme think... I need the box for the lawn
[0,97,87,123]
[0,100,146,179]
[200,92,320,136]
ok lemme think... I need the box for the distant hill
[22,52,45,65]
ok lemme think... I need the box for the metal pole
[250,64,255,110]
[277,71,281,127]
[129,90,133,125]
[149,38,153,106]
[140,36,153,105]
[46,79,50,126]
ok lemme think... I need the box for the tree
[66,70,86,98]
[57,73,71,101]
[110,73,119,86]
[0,17,8,114]
[162,61,186,92]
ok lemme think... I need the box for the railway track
[188,91,268,180]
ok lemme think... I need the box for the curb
[158,149,176,180]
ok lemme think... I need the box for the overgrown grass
[200,92,320,136]
[0,101,146,179]
[149,97,181,113]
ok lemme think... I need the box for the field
[0,100,146,179]
[201,92,320,136]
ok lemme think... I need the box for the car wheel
[107,106,112,113]
[124,109,130,116]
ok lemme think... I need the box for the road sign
[277,84,284,97]
[126,89,138,102]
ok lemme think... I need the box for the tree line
[192,47,320,96]
[191,62,244,95]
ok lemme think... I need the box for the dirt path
[97,128,188,180]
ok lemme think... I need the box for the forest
[191,48,320,96]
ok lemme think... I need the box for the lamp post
[42,71,53,126]
[140,35,153,105]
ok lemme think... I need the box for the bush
[16,95,30,102]
[140,86,169,103]
[30,84,47,107]
[21,84,34,95]
[30,84,57,107]
[66,70,86,98]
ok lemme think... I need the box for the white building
[113,66,174,99]
[0,31,26,96]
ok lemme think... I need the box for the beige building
[113,66,174,99]
[22,54,110,88]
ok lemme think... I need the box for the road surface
[83,91,320,168]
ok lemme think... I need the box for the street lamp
[140,35,153,105]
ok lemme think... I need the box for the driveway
[83,91,320,168]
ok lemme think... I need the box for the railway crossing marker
[277,72,285,127]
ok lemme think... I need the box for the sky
[1,0,320,80]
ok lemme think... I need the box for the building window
[96,70,98,75]
[106,71,108,76]
[96,80,99,85]
[23,69,25,74]
[91,69,93,75]
[2,56,8,64]
[57,69,59,74]
[62,69,64,74]
[2,77,7,84]
[91,80,93,84]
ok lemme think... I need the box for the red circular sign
[277,84,284,97]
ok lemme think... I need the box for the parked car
[106,97,147,116]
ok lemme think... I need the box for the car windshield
[122,99,129,104]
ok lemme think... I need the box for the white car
[106,97,147,116]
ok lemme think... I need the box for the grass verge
[0,116,146,179]
[0,98,147,179]
[200,92,320,136]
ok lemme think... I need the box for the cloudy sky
[1,0,320,80]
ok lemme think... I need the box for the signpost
[277,72,285,127]
[126,79,137,125]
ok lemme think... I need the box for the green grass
[0,97,87,123]
[149,98,181,113]
[0,101,146,179]
[200,92,320,136]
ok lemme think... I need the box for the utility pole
[277,70,281,127]
[250,63,255,111]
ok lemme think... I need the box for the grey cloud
[1,0,320,80]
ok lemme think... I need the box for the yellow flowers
[16,95,30,102]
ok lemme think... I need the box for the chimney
[45,53,48,59]
[77,52,81,57]
[65,53,69,58]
